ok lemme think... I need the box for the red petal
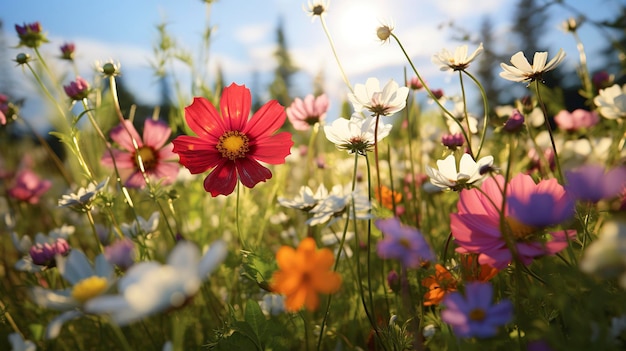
[244,100,287,139]
[204,161,237,196]
[251,132,293,164]
[235,157,272,188]
[172,136,222,174]
[220,83,251,131]
[184,97,227,139]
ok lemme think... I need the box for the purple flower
[64,77,90,100]
[104,238,135,270]
[7,169,52,204]
[15,21,47,48]
[375,217,435,268]
[507,177,575,228]
[503,109,525,133]
[441,282,513,338]
[60,42,75,60]
[29,238,70,267]
[565,164,626,203]
[441,133,464,150]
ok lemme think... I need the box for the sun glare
[333,3,382,49]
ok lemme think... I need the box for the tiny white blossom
[580,217,626,288]
[499,49,566,84]
[121,212,160,238]
[307,185,371,226]
[348,78,409,116]
[58,177,109,210]
[594,84,626,120]
[432,43,483,71]
[278,184,329,211]
[425,153,494,190]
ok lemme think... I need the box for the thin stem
[533,80,563,182]
[319,15,353,93]
[373,114,382,206]
[457,71,474,157]
[462,70,490,158]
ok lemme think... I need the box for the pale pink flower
[554,109,599,131]
[286,94,329,131]
[7,169,52,204]
[101,119,178,188]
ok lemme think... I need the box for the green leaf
[245,299,267,338]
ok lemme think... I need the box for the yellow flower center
[505,216,538,241]
[71,276,108,303]
[134,146,157,170]
[469,308,486,321]
[217,131,249,160]
[399,238,411,249]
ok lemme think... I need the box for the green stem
[533,80,563,182]
[462,70,490,158]
[319,15,353,93]
[457,71,474,157]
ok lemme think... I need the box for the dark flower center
[217,131,250,160]
[135,146,158,171]
[469,308,486,321]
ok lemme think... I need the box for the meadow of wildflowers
[2,1,626,350]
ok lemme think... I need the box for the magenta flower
[554,109,599,132]
[29,238,70,267]
[376,217,435,268]
[441,133,464,150]
[63,76,90,101]
[565,164,626,203]
[286,94,329,131]
[441,282,513,338]
[101,119,178,188]
[60,42,75,60]
[450,174,575,269]
[502,109,525,133]
[15,21,47,48]
[7,169,52,204]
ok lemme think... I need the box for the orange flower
[375,185,402,210]
[271,238,342,312]
[459,254,499,282]
[422,264,457,306]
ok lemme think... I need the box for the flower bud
[101,62,120,77]
[64,77,90,100]
[15,22,48,48]
[503,109,525,133]
[441,133,464,150]
[376,25,393,42]
[15,53,31,65]
[60,42,75,61]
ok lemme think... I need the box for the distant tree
[512,0,550,57]
[268,18,298,107]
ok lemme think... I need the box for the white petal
[59,250,94,285]
[198,240,228,278]
[45,310,83,339]
[167,241,200,269]
[509,51,533,73]
[531,51,548,72]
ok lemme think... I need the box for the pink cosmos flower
[101,119,178,188]
[450,173,575,269]
[7,169,52,204]
[554,109,599,131]
[63,77,90,101]
[286,94,329,131]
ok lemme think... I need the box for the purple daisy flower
[375,217,435,268]
[565,164,626,203]
[441,282,513,338]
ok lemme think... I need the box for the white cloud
[234,23,273,45]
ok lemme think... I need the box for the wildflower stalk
[570,30,593,104]
[18,116,73,186]
[462,70,490,158]
[24,62,94,180]
[405,92,420,226]
[306,122,320,179]
[0,298,22,338]
[373,113,383,207]
[108,320,134,351]
[318,15,353,93]
[389,33,472,157]
[533,80,564,182]
[457,71,475,157]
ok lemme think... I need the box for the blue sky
[1,0,623,129]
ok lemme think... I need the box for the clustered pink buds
[407,77,423,90]
[29,238,70,267]
[554,109,599,132]
[60,42,75,60]
[441,133,464,150]
[64,77,90,100]
[15,21,48,48]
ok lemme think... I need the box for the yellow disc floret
[71,276,108,303]
[217,131,250,160]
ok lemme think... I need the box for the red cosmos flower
[172,83,293,197]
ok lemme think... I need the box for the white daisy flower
[432,43,483,71]
[278,184,329,211]
[348,78,409,116]
[29,250,115,339]
[58,177,109,210]
[306,185,371,226]
[594,84,626,120]
[324,113,393,155]
[85,240,227,326]
[425,153,494,190]
[121,211,160,238]
[499,49,566,84]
